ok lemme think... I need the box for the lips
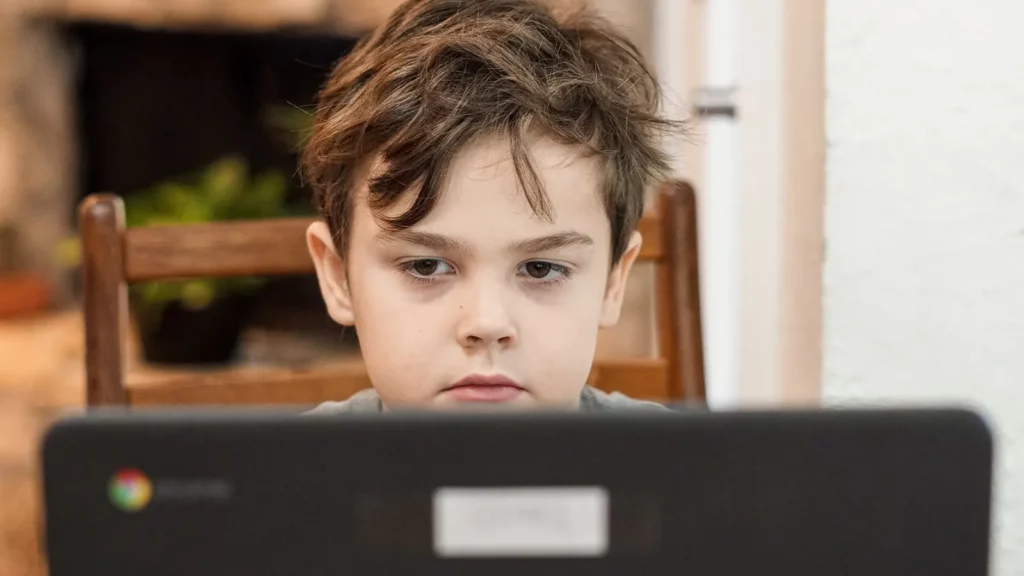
[442,374,524,402]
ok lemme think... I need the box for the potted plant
[0,226,52,319]
[124,156,290,364]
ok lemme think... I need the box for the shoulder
[306,387,669,414]
[305,388,382,415]
[579,386,671,412]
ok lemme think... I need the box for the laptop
[42,408,993,575]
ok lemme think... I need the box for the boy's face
[307,134,641,410]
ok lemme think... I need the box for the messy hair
[301,0,679,261]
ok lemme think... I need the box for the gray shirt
[307,386,669,414]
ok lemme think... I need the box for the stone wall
[0,17,21,264]
[0,14,76,300]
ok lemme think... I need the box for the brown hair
[301,0,679,261]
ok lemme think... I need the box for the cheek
[349,266,444,350]
[347,265,450,402]
[518,275,607,388]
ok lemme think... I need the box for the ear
[306,222,355,326]
[599,230,642,328]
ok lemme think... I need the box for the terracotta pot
[0,273,51,319]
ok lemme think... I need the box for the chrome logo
[108,469,153,512]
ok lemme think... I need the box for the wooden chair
[80,181,705,407]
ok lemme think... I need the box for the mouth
[441,374,525,402]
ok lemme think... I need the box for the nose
[456,279,518,349]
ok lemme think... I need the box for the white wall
[824,1,1024,574]
[736,0,783,405]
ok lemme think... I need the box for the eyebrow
[377,229,594,254]
[510,231,594,253]
[377,229,471,253]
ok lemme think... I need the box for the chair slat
[128,367,373,407]
[124,218,316,281]
[587,357,669,400]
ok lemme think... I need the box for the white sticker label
[433,486,609,558]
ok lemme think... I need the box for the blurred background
[1,0,1022,574]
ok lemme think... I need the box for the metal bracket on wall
[692,86,738,118]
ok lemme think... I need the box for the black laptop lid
[42,409,992,576]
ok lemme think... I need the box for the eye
[403,258,454,278]
[523,261,553,279]
[516,260,572,283]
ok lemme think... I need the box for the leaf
[162,183,211,224]
[202,156,248,216]
[56,237,81,268]
[221,276,265,294]
[241,171,288,219]
[180,280,216,311]
[138,281,180,304]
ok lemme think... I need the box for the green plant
[125,155,289,226]
[124,155,290,320]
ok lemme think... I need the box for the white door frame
[652,0,825,407]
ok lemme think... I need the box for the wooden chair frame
[81,181,704,407]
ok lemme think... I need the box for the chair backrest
[81,180,704,407]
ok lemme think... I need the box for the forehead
[357,133,610,246]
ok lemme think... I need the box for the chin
[440,403,527,413]
[433,395,582,413]
[433,393,536,410]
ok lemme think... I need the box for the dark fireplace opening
[69,22,359,338]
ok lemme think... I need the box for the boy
[302,0,679,412]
